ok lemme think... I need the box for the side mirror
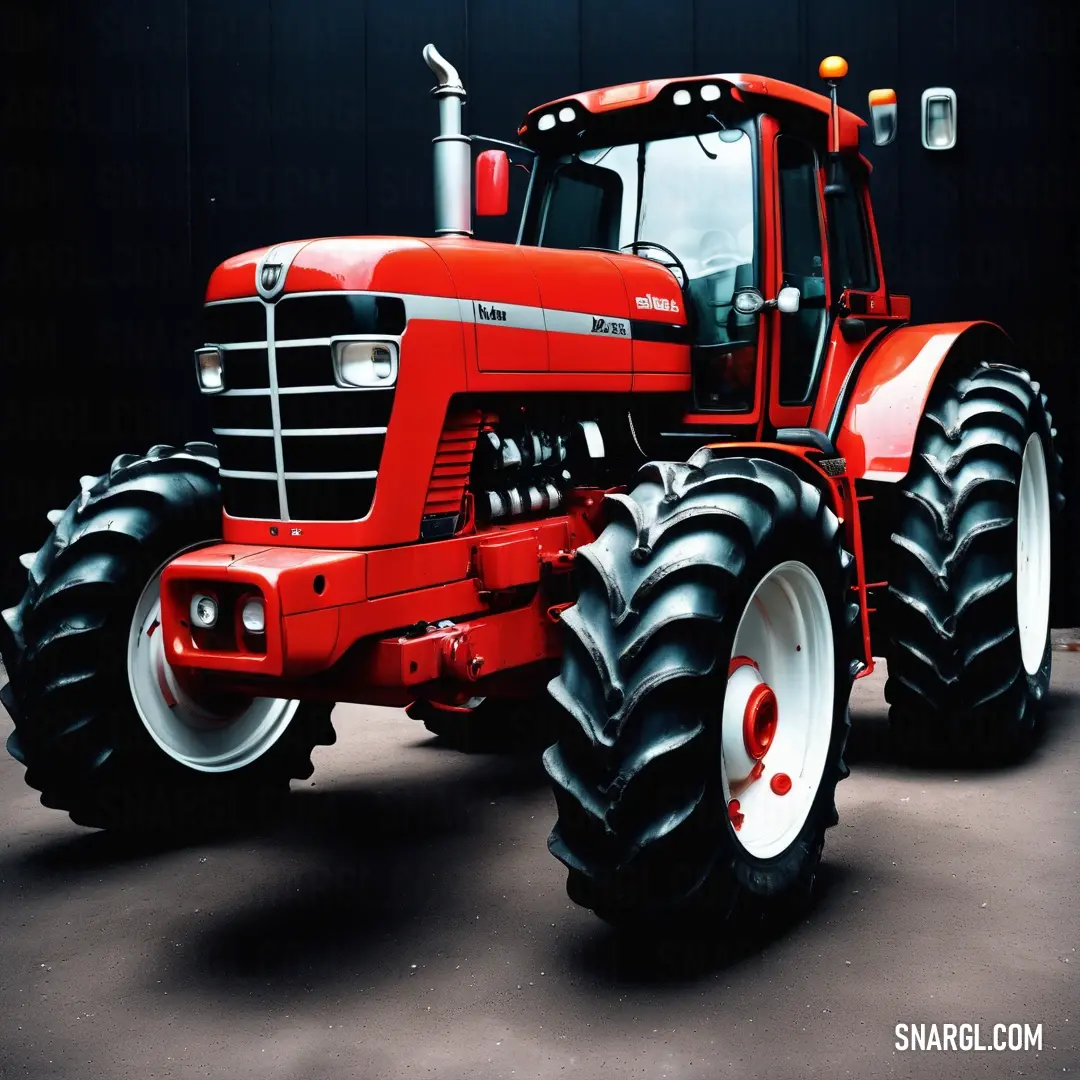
[475,149,509,216]
[733,286,801,315]
[868,88,897,147]
[777,285,801,314]
[733,288,767,315]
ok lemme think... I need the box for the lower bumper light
[191,594,219,629]
[241,598,266,633]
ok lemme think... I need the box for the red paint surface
[836,322,1000,478]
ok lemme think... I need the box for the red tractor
[0,47,1062,928]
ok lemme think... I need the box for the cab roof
[521,73,866,149]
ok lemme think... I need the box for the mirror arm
[468,135,537,164]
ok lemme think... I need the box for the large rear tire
[0,443,336,834]
[544,451,858,929]
[885,362,1064,764]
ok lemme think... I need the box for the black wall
[4,0,1079,617]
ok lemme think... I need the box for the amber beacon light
[818,55,849,81]
[818,55,848,193]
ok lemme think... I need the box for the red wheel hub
[742,682,778,760]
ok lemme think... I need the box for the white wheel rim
[720,560,835,860]
[126,560,299,773]
[1017,432,1052,676]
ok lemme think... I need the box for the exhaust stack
[423,44,471,237]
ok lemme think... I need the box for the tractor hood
[205,237,689,335]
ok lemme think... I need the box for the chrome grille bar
[214,427,388,438]
[220,469,379,481]
[264,302,291,520]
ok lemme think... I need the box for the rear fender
[835,321,1015,482]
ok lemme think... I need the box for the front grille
[276,294,406,340]
[278,388,395,430]
[286,478,377,521]
[276,345,335,388]
[205,302,267,344]
[281,432,384,474]
[209,393,273,431]
[221,347,270,390]
[216,433,277,474]
[204,296,395,523]
[220,474,280,519]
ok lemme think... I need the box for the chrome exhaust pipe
[423,44,471,237]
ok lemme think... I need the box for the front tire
[544,451,858,929]
[885,362,1064,763]
[0,443,336,834]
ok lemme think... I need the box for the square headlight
[331,340,398,388]
[195,347,225,393]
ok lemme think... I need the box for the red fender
[836,320,1016,482]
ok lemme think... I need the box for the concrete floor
[0,657,1076,1080]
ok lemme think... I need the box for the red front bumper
[159,515,588,702]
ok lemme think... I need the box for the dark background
[3,0,1078,618]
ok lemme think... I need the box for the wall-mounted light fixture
[921,87,957,150]
[868,88,897,146]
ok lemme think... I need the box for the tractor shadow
[562,859,856,986]
[13,827,219,875]
[13,718,553,876]
[844,686,1074,773]
[7,737,552,998]
[168,749,551,992]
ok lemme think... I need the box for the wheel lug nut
[770,772,792,796]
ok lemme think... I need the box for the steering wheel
[619,241,690,291]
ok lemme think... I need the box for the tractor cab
[518,116,759,412]
[488,61,893,430]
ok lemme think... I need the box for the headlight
[331,340,399,388]
[240,598,266,634]
[190,593,219,629]
[195,347,224,393]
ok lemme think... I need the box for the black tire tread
[544,450,858,923]
[0,443,335,833]
[885,362,1063,761]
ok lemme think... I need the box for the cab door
[768,134,831,430]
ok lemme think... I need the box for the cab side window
[776,136,828,405]
[828,161,878,291]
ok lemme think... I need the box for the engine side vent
[420,409,485,539]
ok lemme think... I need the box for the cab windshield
[524,128,757,351]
